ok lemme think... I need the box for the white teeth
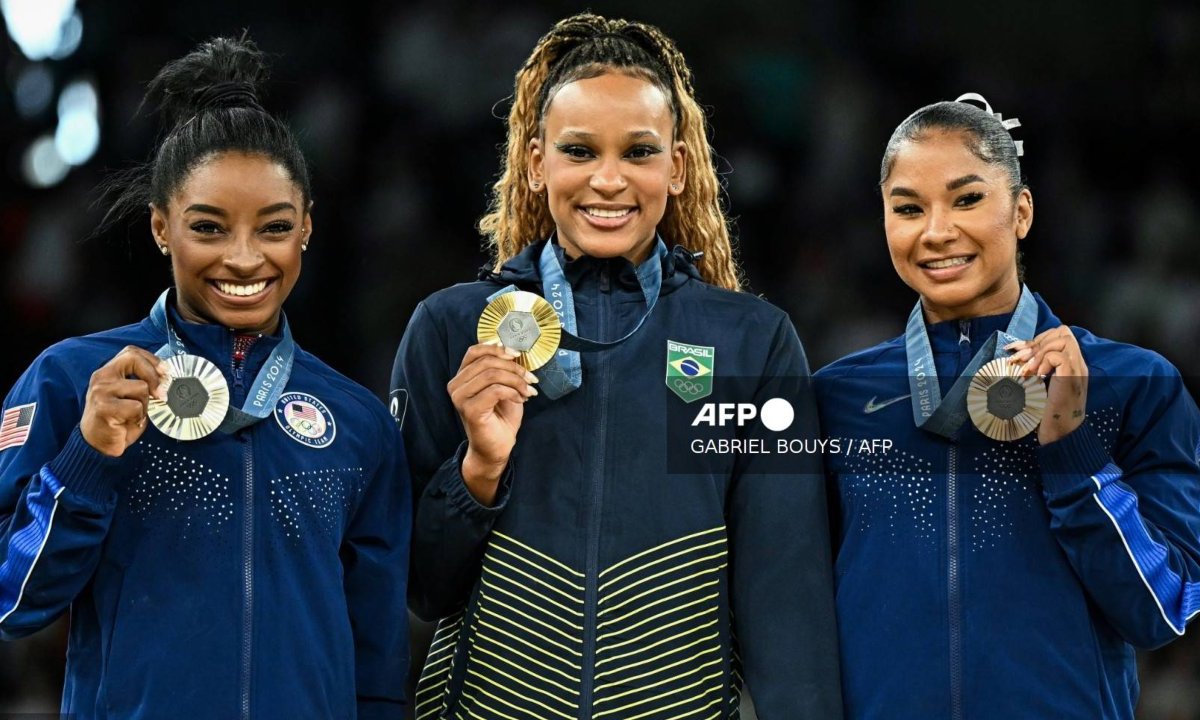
[924,257,971,269]
[215,280,268,297]
[584,207,633,218]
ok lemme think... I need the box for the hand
[448,342,538,503]
[1006,326,1088,445]
[80,346,170,457]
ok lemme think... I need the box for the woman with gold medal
[391,12,841,719]
[815,94,1200,719]
[0,37,410,719]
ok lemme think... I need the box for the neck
[921,281,1022,324]
[557,234,657,266]
[174,300,278,336]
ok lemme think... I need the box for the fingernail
[504,347,520,358]
[524,385,538,397]
[1004,342,1019,351]
[157,362,171,375]
[156,382,169,401]
[524,371,539,384]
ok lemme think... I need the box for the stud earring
[531,181,541,191]
[301,243,309,252]
[159,245,170,256]
[670,184,680,192]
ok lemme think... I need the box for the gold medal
[476,291,562,371]
[967,357,1046,442]
[147,354,230,441]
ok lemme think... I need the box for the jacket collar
[481,237,701,295]
[142,295,286,369]
[925,291,1060,353]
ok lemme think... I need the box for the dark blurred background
[1,0,1198,717]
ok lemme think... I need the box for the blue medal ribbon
[488,238,666,399]
[905,285,1037,439]
[148,289,295,434]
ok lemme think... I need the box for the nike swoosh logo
[863,394,911,414]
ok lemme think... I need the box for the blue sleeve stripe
[0,467,65,626]
[1091,462,1200,635]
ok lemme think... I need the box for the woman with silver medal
[391,13,841,718]
[815,94,1200,719]
[0,37,410,719]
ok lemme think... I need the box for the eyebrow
[257,202,298,216]
[556,130,662,142]
[184,203,227,216]
[183,202,297,216]
[889,174,987,198]
[946,174,985,190]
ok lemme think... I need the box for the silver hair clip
[955,92,1024,157]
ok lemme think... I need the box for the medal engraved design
[477,290,562,371]
[967,357,1046,441]
[147,354,230,440]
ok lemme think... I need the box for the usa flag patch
[0,403,36,451]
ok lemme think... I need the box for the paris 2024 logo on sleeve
[274,392,336,448]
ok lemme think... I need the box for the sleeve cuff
[45,426,131,505]
[436,442,513,521]
[1037,421,1113,496]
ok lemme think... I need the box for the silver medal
[147,354,230,441]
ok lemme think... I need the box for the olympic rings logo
[673,379,704,395]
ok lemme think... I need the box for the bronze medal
[967,357,1046,442]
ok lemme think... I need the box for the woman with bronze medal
[815,94,1200,719]
[0,37,410,718]
[391,13,841,718]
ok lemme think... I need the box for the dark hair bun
[145,35,270,129]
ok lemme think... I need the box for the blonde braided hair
[478,13,741,291]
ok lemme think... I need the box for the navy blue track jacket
[816,293,1200,720]
[0,301,411,719]
[391,240,842,719]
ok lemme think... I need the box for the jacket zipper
[948,319,970,720]
[579,264,612,718]
[947,443,962,720]
[233,347,254,720]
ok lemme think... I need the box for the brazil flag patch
[666,340,714,402]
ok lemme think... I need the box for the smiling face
[528,71,686,264]
[151,151,311,335]
[882,130,1033,322]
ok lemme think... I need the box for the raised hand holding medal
[1005,325,1088,444]
[80,346,170,457]
[449,342,539,506]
